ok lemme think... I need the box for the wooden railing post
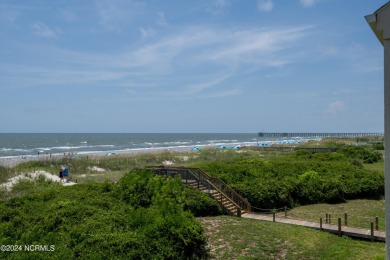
[284,206,287,218]
[344,213,348,226]
[326,213,328,224]
[371,221,374,242]
[320,218,323,230]
[237,208,241,218]
[338,217,342,236]
[273,211,276,222]
[329,214,331,224]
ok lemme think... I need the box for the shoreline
[0,145,209,168]
[0,138,316,168]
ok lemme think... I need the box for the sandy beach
[0,155,46,167]
[0,146,196,168]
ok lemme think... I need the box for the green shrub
[372,142,384,150]
[339,146,382,163]
[0,171,211,259]
[192,150,384,208]
[182,186,223,216]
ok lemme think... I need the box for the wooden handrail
[147,166,251,212]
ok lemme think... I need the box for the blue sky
[0,0,387,133]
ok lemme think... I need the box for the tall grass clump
[0,166,13,184]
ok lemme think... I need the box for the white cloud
[202,26,312,66]
[30,22,57,38]
[258,0,274,12]
[139,26,156,38]
[206,0,230,15]
[157,11,168,26]
[327,100,344,116]
[299,0,316,8]
[2,25,313,101]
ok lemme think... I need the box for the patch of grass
[71,171,127,184]
[364,160,384,174]
[0,166,15,183]
[0,175,61,200]
[199,216,385,259]
[280,199,385,231]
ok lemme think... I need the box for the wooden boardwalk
[150,166,385,242]
[242,213,385,242]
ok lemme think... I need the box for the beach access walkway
[242,213,385,242]
[148,166,386,243]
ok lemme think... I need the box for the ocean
[0,133,273,158]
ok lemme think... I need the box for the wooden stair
[148,166,251,217]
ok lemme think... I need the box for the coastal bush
[192,149,384,208]
[182,185,223,216]
[372,142,384,150]
[116,169,222,216]
[339,145,382,163]
[0,170,211,259]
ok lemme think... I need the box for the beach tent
[218,145,227,149]
[105,152,117,156]
[192,147,200,151]
[231,145,241,149]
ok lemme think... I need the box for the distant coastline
[0,132,383,168]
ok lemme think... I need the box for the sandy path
[0,170,76,191]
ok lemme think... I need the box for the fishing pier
[258,132,383,138]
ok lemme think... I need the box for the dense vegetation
[0,141,385,258]
[0,170,221,259]
[192,146,384,209]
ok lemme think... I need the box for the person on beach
[62,165,69,183]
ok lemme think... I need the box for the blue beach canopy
[218,145,227,149]
[192,147,200,151]
[105,152,117,156]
